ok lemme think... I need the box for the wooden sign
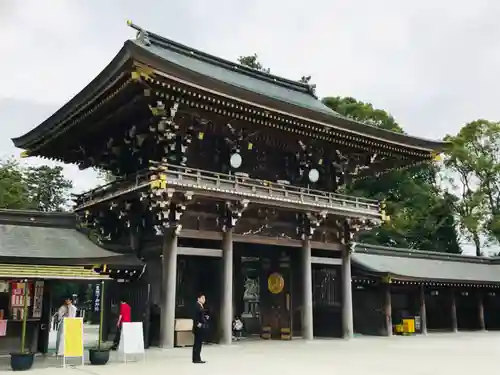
[32,281,44,318]
[11,282,31,308]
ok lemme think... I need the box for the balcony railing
[74,163,382,220]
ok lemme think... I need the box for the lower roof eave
[0,264,110,281]
[387,274,500,286]
[354,269,500,286]
[0,254,143,267]
[11,45,133,150]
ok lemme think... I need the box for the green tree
[323,96,460,253]
[237,54,270,73]
[444,120,500,250]
[0,159,31,209]
[24,165,73,212]
[322,97,403,133]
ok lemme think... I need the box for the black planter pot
[10,352,34,371]
[89,348,110,365]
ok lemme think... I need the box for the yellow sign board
[63,317,84,358]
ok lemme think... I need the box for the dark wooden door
[260,251,292,340]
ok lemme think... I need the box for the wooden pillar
[341,246,354,339]
[301,237,314,341]
[450,288,458,333]
[419,284,428,335]
[220,228,234,345]
[159,230,178,348]
[384,278,392,336]
[478,290,486,331]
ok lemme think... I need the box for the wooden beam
[179,229,342,250]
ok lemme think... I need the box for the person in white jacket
[55,297,77,357]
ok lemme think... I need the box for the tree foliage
[0,159,31,209]
[322,97,404,133]
[0,161,73,212]
[237,54,270,73]
[444,120,500,254]
[322,97,461,253]
[24,165,73,212]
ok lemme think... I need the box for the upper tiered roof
[12,21,445,158]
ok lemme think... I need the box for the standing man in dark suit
[192,293,207,364]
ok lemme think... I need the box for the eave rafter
[19,58,439,173]
[20,70,146,158]
[134,63,437,160]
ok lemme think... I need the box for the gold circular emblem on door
[268,272,285,294]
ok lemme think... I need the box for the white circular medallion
[308,168,319,183]
[229,153,243,169]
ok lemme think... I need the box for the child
[232,316,244,341]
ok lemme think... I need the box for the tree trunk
[473,232,481,256]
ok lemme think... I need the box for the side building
[0,209,142,354]
[12,22,448,347]
[351,244,500,336]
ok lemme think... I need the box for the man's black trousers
[192,329,204,362]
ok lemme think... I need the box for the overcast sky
[1,0,499,253]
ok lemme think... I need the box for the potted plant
[10,280,35,371]
[89,280,110,365]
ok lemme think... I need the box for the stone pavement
[2,332,499,374]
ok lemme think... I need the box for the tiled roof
[0,209,140,266]
[11,24,446,153]
[353,244,500,284]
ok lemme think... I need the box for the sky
[1,0,499,253]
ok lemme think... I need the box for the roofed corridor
[3,332,498,374]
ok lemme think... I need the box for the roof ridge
[127,21,317,98]
[0,209,73,217]
[0,209,75,228]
